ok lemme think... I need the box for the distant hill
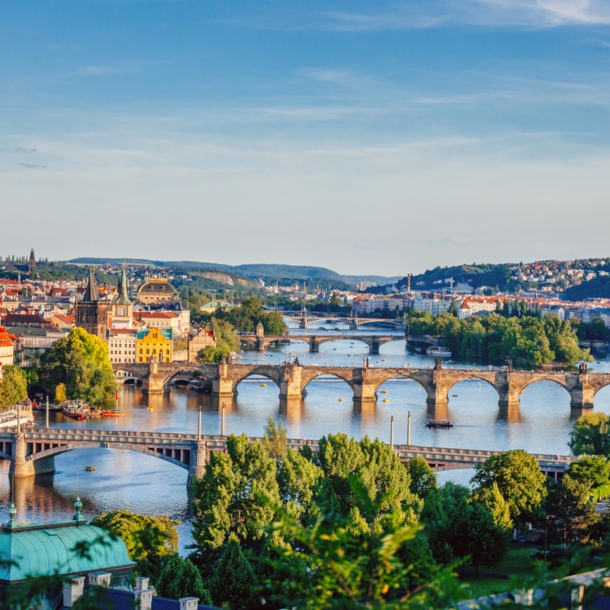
[563,277,610,300]
[65,258,401,286]
[385,263,514,293]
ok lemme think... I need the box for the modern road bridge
[0,428,576,484]
[282,314,405,330]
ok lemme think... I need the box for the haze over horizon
[2,1,610,275]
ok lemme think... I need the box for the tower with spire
[110,266,134,328]
[27,249,36,275]
[75,268,109,340]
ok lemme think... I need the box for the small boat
[380,390,388,394]
[102,410,124,417]
[382,399,389,403]
[426,420,453,429]
[259,383,267,387]
[84,466,95,472]
[61,401,87,421]
[147,407,154,412]
[338,398,343,402]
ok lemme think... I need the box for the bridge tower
[146,356,165,394]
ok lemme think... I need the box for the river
[5,322,610,552]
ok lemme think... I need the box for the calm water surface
[5,323,610,551]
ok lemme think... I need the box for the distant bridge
[239,333,405,354]
[1,428,576,483]
[112,360,610,412]
[282,314,405,330]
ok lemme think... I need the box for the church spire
[83,268,99,302]
[115,265,131,305]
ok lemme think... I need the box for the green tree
[156,554,212,604]
[208,538,260,609]
[567,455,610,491]
[265,479,467,610]
[407,457,438,500]
[315,434,418,519]
[569,413,610,457]
[90,510,179,580]
[263,416,287,460]
[0,365,27,409]
[263,311,287,335]
[55,382,67,403]
[192,434,280,571]
[277,449,323,521]
[471,481,513,530]
[471,450,547,525]
[457,501,511,578]
[38,328,115,404]
[541,476,599,547]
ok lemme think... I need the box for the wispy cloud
[324,1,610,31]
[14,147,38,153]
[20,163,47,168]
[68,66,115,77]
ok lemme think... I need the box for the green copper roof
[115,266,132,306]
[0,522,135,582]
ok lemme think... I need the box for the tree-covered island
[406,309,591,368]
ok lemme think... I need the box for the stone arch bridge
[283,314,405,330]
[239,333,404,354]
[0,429,576,485]
[113,361,610,412]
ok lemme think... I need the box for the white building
[413,293,452,315]
[457,298,498,319]
[354,297,388,314]
[108,329,137,364]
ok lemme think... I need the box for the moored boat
[102,409,124,417]
[61,401,87,421]
[426,420,453,429]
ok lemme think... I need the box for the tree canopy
[569,413,610,457]
[38,328,115,404]
[0,365,27,410]
[90,509,179,581]
[406,310,590,367]
[471,449,547,525]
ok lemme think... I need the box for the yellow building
[136,328,173,363]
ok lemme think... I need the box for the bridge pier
[569,378,595,410]
[371,341,380,356]
[145,358,166,394]
[352,379,378,404]
[9,434,56,478]
[279,363,305,400]
[187,441,207,487]
[310,337,320,353]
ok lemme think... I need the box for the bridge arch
[25,443,190,471]
[233,370,282,394]
[371,372,428,395]
[163,368,204,388]
[442,376,501,399]
[300,372,355,395]
[114,368,144,385]
[519,377,571,394]
[593,379,610,398]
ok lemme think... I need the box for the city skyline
[2,1,610,274]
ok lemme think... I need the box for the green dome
[0,522,135,583]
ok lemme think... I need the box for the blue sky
[2,1,610,276]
